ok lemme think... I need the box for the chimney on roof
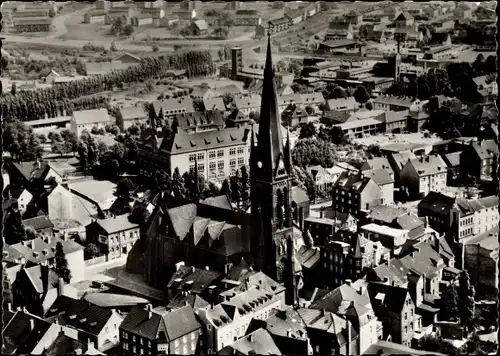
[30,318,35,331]
[146,303,153,319]
[286,329,292,338]
[191,266,195,273]
[224,263,233,276]
[345,279,352,286]
[75,348,82,355]
[58,278,65,296]
[88,340,96,350]
[248,334,254,343]
[7,302,12,312]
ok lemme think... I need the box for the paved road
[84,256,127,280]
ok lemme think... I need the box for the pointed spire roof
[257,34,284,174]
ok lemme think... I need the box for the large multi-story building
[137,126,252,182]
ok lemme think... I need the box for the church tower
[250,34,294,282]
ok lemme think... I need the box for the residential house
[374,110,408,133]
[418,192,499,242]
[460,139,498,181]
[367,282,415,346]
[297,308,359,355]
[137,125,251,181]
[225,110,252,128]
[332,172,383,216]
[2,309,76,355]
[43,295,124,351]
[394,12,414,28]
[325,22,354,41]
[218,328,282,355]
[463,227,498,300]
[359,223,410,253]
[85,214,140,261]
[173,110,225,134]
[83,10,107,24]
[307,165,338,194]
[301,93,325,113]
[45,69,61,84]
[193,20,208,36]
[70,109,111,138]
[360,157,394,179]
[400,154,448,199]
[327,97,357,111]
[320,110,352,126]
[8,235,85,283]
[407,110,430,133]
[7,160,63,196]
[365,205,426,241]
[308,283,382,354]
[116,105,149,132]
[22,215,54,235]
[245,307,311,355]
[114,53,141,64]
[285,8,305,25]
[278,93,304,112]
[345,10,363,25]
[166,263,223,302]
[197,272,286,353]
[387,151,417,187]
[373,95,425,112]
[141,7,165,26]
[360,168,395,205]
[151,97,196,120]
[203,97,226,112]
[281,104,308,127]
[320,235,387,289]
[473,74,497,104]
[11,263,78,317]
[441,151,461,184]
[3,185,33,212]
[120,304,201,354]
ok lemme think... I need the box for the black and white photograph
[0,0,498,355]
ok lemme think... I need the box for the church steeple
[256,34,286,180]
[250,35,294,282]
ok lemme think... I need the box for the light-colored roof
[68,179,117,211]
[118,105,148,121]
[327,97,357,110]
[336,118,383,131]
[233,95,262,110]
[95,214,139,234]
[194,19,208,30]
[464,226,499,251]
[361,223,409,237]
[84,293,149,307]
[72,109,110,126]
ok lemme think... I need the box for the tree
[1,55,8,71]
[365,101,373,110]
[222,92,234,106]
[37,134,47,144]
[367,144,381,158]
[10,83,17,95]
[305,106,314,115]
[299,122,317,139]
[111,17,124,35]
[483,55,496,74]
[221,178,231,197]
[328,126,346,145]
[230,170,242,208]
[472,54,485,76]
[54,241,71,284]
[171,167,186,199]
[2,121,43,162]
[116,178,135,200]
[439,283,459,322]
[129,204,151,226]
[331,86,348,99]
[240,166,250,210]
[48,8,55,17]
[458,271,475,331]
[354,85,370,104]
[3,209,27,244]
[152,45,159,52]
[292,138,336,168]
[249,111,260,123]
[183,170,205,201]
[110,42,117,52]
[84,243,100,260]
[213,27,229,39]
